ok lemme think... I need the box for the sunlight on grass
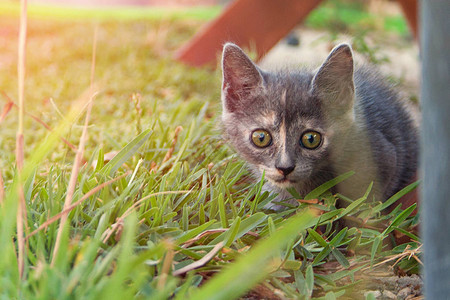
[0,1,221,21]
[0,1,420,298]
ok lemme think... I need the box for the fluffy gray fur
[221,43,418,207]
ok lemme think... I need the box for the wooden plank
[397,0,418,39]
[174,0,322,67]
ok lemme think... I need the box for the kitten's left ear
[311,43,355,110]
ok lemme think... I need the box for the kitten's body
[221,43,418,207]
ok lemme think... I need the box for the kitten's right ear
[310,43,355,112]
[221,43,264,112]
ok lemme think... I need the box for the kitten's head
[221,43,355,190]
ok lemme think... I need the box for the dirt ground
[260,28,420,97]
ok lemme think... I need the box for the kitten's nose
[276,165,295,176]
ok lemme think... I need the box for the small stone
[397,287,412,299]
[364,290,381,298]
[382,290,396,299]
[285,33,300,47]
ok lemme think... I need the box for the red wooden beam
[174,0,419,68]
[397,0,418,40]
[174,0,322,67]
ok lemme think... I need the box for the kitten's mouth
[275,178,294,183]
[273,177,297,186]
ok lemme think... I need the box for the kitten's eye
[300,131,322,149]
[251,129,272,148]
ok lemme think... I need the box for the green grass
[0,4,420,299]
[306,0,409,36]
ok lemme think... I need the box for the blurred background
[0,0,419,172]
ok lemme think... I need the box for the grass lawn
[0,1,419,299]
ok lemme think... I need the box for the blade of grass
[209,212,267,245]
[304,171,354,200]
[382,204,417,236]
[370,235,383,265]
[218,192,228,228]
[158,241,175,291]
[15,0,28,279]
[17,0,27,139]
[17,90,92,183]
[329,227,348,247]
[122,190,191,220]
[305,264,314,297]
[101,129,153,176]
[190,209,317,300]
[223,217,241,247]
[15,179,26,279]
[377,181,419,211]
[162,126,183,164]
[176,220,216,245]
[294,268,307,295]
[331,248,350,268]
[172,242,224,276]
[101,214,143,299]
[307,228,328,248]
[0,98,13,122]
[0,93,78,152]
[312,245,332,266]
[0,83,94,297]
[0,170,4,204]
[392,226,419,241]
[51,27,98,265]
[339,182,373,218]
[286,187,302,199]
[26,172,129,240]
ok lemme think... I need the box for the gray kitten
[221,42,418,208]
